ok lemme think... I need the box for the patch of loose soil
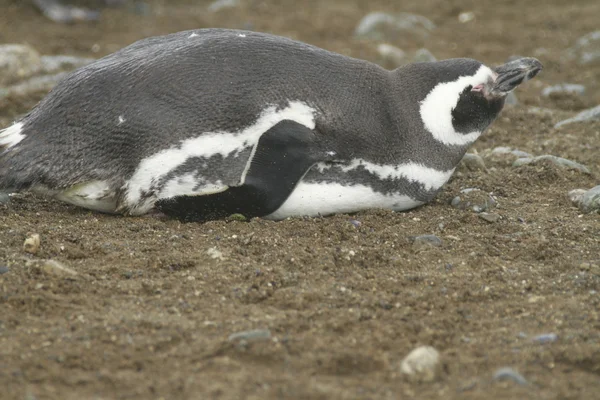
[0,1,599,399]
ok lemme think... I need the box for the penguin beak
[491,57,543,96]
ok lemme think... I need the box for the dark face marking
[451,87,505,134]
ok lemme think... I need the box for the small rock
[505,91,518,105]
[206,247,225,261]
[451,188,497,213]
[34,0,101,23]
[458,11,475,23]
[39,260,78,277]
[526,106,557,118]
[510,149,533,158]
[490,147,532,158]
[450,196,461,208]
[23,233,41,255]
[0,192,10,204]
[568,189,587,206]
[565,31,600,65]
[0,44,42,86]
[0,72,69,101]
[554,105,600,128]
[355,12,435,42]
[349,219,362,228]
[460,153,486,171]
[208,0,240,12]
[541,83,585,97]
[478,212,501,223]
[0,266,9,275]
[579,185,600,213]
[132,2,151,15]
[410,234,442,250]
[412,48,436,63]
[493,367,528,385]
[532,333,558,344]
[512,155,590,174]
[400,346,441,382]
[376,44,406,67]
[227,213,247,222]
[228,329,271,342]
[483,147,532,166]
[39,55,95,75]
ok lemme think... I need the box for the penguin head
[414,57,542,146]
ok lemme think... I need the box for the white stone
[400,346,441,382]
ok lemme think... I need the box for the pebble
[227,213,247,222]
[532,333,558,344]
[39,260,78,277]
[512,155,590,174]
[35,0,101,23]
[493,367,528,385]
[376,45,435,67]
[0,192,10,204]
[490,147,531,158]
[541,83,586,97]
[526,106,557,118]
[39,55,95,75]
[206,247,225,261]
[568,189,587,206]
[23,233,41,255]
[412,48,436,63]
[478,212,501,223]
[399,346,441,382]
[451,188,497,213]
[0,45,97,100]
[355,12,435,42]
[349,219,362,228]
[578,185,600,213]
[0,72,69,101]
[0,44,42,86]
[208,0,240,12]
[483,147,531,166]
[554,105,600,128]
[0,266,9,275]
[410,235,442,251]
[132,2,151,16]
[376,43,406,67]
[565,30,600,65]
[505,91,518,105]
[228,329,271,342]
[458,11,475,23]
[460,153,486,171]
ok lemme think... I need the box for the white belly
[266,182,424,220]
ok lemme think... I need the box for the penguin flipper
[155,120,321,222]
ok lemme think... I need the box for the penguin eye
[471,84,484,92]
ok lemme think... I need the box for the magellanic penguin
[0,29,542,221]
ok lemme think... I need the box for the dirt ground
[1,0,599,399]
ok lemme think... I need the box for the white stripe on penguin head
[419,65,495,146]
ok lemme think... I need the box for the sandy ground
[0,0,599,399]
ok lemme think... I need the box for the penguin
[0,29,542,222]
[33,0,124,23]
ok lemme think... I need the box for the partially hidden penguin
[0,29,542,222]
